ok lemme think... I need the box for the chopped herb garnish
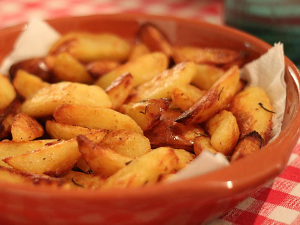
[125,161,132,166]
[258,103,276,114]
[71,178,84,187]
[139,105,148,114]
[194,132,209,137]
[218,87,224,100]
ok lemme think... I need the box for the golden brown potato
[13,70,50,99]
[206,110,239,155]
[230,86,273,143]
[120,98,169,131]
[173,149,195,170]
[0,139,58,168]
[132,61,197,102]
[52,52,93,83]
[128,43,150,61]
[77,135,133,177]
[193,136,218,156]
[137,23,173,58]
[53,104,143,134]
[176,66,240,124]
[45,120,99,139]
[4,131,106,176]
[101,147,178,189]
[49,32,132,62]
[0,166,67,187]
[21,82,112,117]
[172,46,243,66]
[231,131,263,162]
[86,60,120,79]
[75,158,91,173]
[171,84,206,111]
[63,170,104,189]
[100,130,151,158]
[0,74,16,110]
[95,52,168,89]
[144,110,204,151]
[11,113,44,142]
[105,73,134,110]
[192,64,225,90]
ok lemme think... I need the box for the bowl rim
[0,13,300,202]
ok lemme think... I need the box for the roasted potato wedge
[173,149,195,170]
[231,131,263,162]
[172,46,243,66]
[75,158,91,173]
[100,130,151,158]
[206,110,239,155]
[95,52,168,89]
[0,139,58,168]
[63,170,104,189]
[21,82,112,117]
[101,147,178,189]
[53,104,143,133]
[192,64,225,90]
[4,131,106,176]
[53,52,93,83]
[132,61,197,101]
[46,120,99,140]
[171,84,206,111]
[120,98,169,131]
[86,60,120,79]
[128,43,150,61]
[11,113,44,141]
[77,135,133,177]
[137,23,173,58]
[176,66,240,124]
[105,73,134,110]
[49,32,132,62]
[193,136,218,156]
[13,70,50,99]
[0,74,16,110]
[230,86,273,143]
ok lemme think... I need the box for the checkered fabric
[0,0,299,224]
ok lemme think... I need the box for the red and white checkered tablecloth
[0,0,299,224]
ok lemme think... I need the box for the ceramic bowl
[0,14,299,225]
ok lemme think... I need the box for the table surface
[0,0,300,224]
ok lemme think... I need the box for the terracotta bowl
[0,14,299,225]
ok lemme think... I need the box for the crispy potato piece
[75,158,91,173]
[9,57,52,82]
[0,139,58,168]
[53,52,93,83]
[100,130,151,158]
[173,149,195,170]
[128,43,150,61]
[176,66,240,124]
[144,110,204,151]
[49,32,132,62]
[11,113,44,141]
[172,46,243,65]
[193,136,218,156]
[63,170,104,189]
[105,73,134,110]
[46,120,99,139]
[171,84,206,111]
[101,147,178,189]
[206,110,239,155]
[231,131,263,162]
[133,61,197,102]
[137,23,173,58]
[230,86,273,143]
[86,60,120,79]
[95,52,168,89]
[13,70,50,99]
[192,64,225,90]
[0,74,16,110]
[4,131,106,176]
[0,99,22,140]
[21,82,112,117]
[120,98,169,131]
[53,104,143,133]
[77,135,133,177]
[0,166,67,187]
